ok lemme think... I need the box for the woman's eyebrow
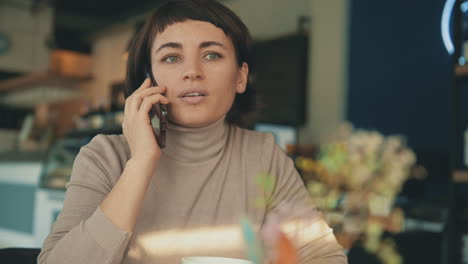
[156,42,182,54]
[200,41,226,50]
[155,41,226,54]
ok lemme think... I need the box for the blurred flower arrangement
[295,123,418,264]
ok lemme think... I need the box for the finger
[138,94,170,115]
[124,79,149,116]
[133,86,167,99]
[128,78,152,110]
[133,78,152,93]
[126,94,143,119]
[123,95,133,123]
[127,85,167,115]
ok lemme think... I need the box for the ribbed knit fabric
[163,118,227,163]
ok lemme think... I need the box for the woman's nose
[183,59,203,81]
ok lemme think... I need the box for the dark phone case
[146,71,168,148]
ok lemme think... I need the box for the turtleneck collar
[162,117,229,163]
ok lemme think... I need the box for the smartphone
[145,71,168,148]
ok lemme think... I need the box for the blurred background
[0,0,467,263]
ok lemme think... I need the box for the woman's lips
[178,90,207,105]
[180,94,206,104]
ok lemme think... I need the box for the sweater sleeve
[262,134,348,264]
[38,135,133,264]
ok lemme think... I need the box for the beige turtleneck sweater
[38,118,347,264]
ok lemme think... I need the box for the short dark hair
[125,0,258,127]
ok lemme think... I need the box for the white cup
[181,256,253,264]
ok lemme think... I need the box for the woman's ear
[236,62,249,94]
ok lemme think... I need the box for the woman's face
[150,19,249,128]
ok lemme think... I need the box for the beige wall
[224,0,309,40]
[298,0,349,144]
[0,4,52,73]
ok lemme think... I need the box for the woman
[38,0,347,263]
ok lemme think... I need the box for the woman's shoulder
[66,134,130,190]
[83,134,128,153]
[229,125,292,174]
[79,134,130,166]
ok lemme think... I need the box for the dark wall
[252,34,308,126]
[0,106,31,129]
[347,0,453,201]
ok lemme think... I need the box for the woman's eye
[162,56,179,63]
[204,53,222,60]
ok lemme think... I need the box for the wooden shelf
[453,65,468,77]
[455,65,466,76]
[453,170,468,183]
[0,71,92,92]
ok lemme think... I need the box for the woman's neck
[162,117,229,163]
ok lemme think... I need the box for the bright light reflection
[442,0,456,55]
[461,1,468,12]
[137,219,333,257]
[139,225,244,256]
